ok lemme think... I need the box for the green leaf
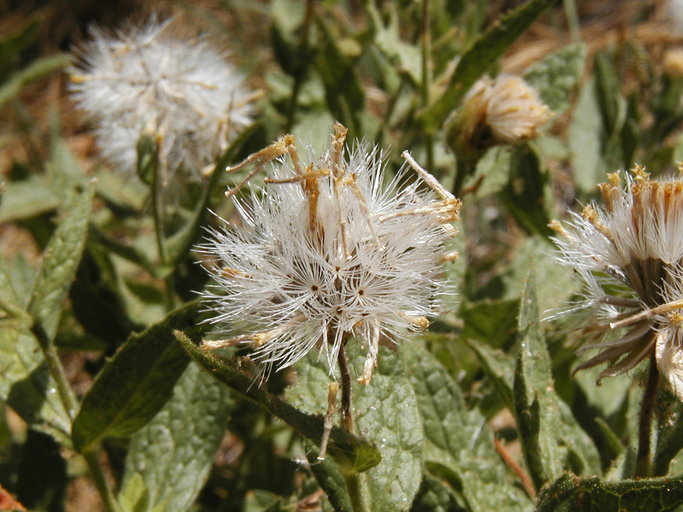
[176,332,380,472]
[463,338,515,412]
[0,292,70,444]
[465,146,513,198]
[499,144,553,237]
[592,53,628,171]
[654,399,683,476]
[46,139,88,200]
[243,490,284,512]
[71,302,205,452]
[0,254,25,318]
[94,165,147,215]
[0,53,70,110]
[270,0,308,76]
[419,0,557,132]
[5,254,36,303]
[0,176,60,223]
[27,182,93,339]
[117,473,151,512]
[88,225,155,274]
[366,4,422,86]
[121,362,234,512]
[0,255,70,442]
[353,347,422,511]
[569,368,633,470]
[286,344,423,511]
[524,43,586,115]
[461,298,519,349]
[593,53,624,137]
[501,235,580,310]
[315,17,365,129]
[569,77,603,192]
[69,246,139,345]
[0,20,39,77]
[404,343,531,512]
[411,473,466,512]
[3,183,91,438]
[303,440,354,512]
[514,268,600,492]
[291,109,336,155]
[537,473,683,512]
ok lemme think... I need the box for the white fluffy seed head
[70,17,253,178]
[197,125,460,380]
[551,165,683,395]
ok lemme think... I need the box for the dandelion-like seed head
[70,17,253,178]
[551,164,683,398]
[198,123,460,384]
[457,74,551,150]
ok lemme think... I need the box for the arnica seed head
[70,17,254,178]
[197,123,461,384]
[550,164,683,399]
[454,74,551,153]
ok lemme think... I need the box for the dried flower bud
[664,48,683,78]
[198,123,460,383]
[550,165,683,399]
[452,74,551,157]
[70,17,254,178]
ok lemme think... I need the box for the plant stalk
[30,322,79,420]
[337,343,369,512]
[562,0,581,43]
[337,342,354,433]
[31,322,119,512]
[636,353,659,477]
[150,138,176,310]
[84,450,120,512]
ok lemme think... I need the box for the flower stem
[636,353,659,477]
[30,322,80,420]
[30,322,119,512]
[337,343,354,433]
[84,449,120,512]
[562,0,581,43]
[150,138,176,310]
[337,344,369,512]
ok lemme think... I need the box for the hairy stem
[337,343,369,512]
[337,343,354,433]
[31,322,119,512]
[636,354,659,477]
[84,449,120,512]
[150,138,176,310]
[563,0,581,42]
[30,322,79,420]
